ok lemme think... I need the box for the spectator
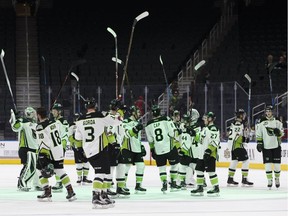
[134,96,145,116]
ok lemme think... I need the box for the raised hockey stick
[112,57,123,65]
[51,59,86,110]
[120,11,149,95]
[107,27,119,98]
[244,73,251,129]
[159,55,170,113]
[0,49,18,112]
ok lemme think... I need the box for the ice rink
[0,164,287,216]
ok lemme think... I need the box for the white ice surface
[0,164,287,216]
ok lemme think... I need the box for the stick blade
[112,57,123,65]
[71,72,79,82]
[159,55,163,65]
[244,74,251,83]
[135,11,149,22]
[0,49,5,58]
[194,60,206,71]
[107,27,117,38]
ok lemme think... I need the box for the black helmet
[151,105,161,117]
[235,108,246,118]
[85,97,97,109]
[173,110,180,117]
[265,105,273,111]
[206,111,216,120]
[52,103,63,111]
[109,99,122,111]
[127,105,138,116]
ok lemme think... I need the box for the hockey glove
[38,152,51,169]
[150,148,156,159]
[75,147,86,161]
[132,123,143,134]
[178,149,184,157]
[273,128,281,137]
[256,141,263,152]
[41,163,54,178]
[203,149,212,169]
[242,136,250,143]
[141,145,147,157]
[112,143,121,158]
[187,127,196,137]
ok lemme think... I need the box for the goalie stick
[0,49,18,112]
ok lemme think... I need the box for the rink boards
[0,140,287,170]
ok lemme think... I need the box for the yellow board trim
[0,159,287,171]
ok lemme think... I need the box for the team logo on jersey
[224,148,230,159]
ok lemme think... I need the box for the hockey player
[74,97,124,208]
[68,113,92,185]
[145,105,180,193]
[256,105,284,189]
[9,107,41,191]
[191,112,220,196]
[227,108,253,187]
[106,99,129,197]
[177,109,201,190]
[50,103,69,192]
[35,107,76,202]
[118,105,147,194]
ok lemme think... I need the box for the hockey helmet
[85,97,97,109]
[235,108,246,118]
[151,105,161,117]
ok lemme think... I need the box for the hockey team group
[9,97,284,209]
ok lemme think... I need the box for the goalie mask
[24,107,37,122]
[190,108,200,125]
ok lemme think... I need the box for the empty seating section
[36,1,220,108]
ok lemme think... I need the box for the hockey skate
[275,178,280,188]
[66,184,77,202]
[135,183,147,194]
[161,181,168,194]
[52,182,63,192]
[180,181,187,190]
[107,189,119,198]
[170,181,181,192]
[92,191,110,209]
[101,191,115,207]
[17,178,30,192]
[207,185,220,197]
[37,186,52,202]
[116,187,130,197]
[76,176,82,184]
[267,179,273,190]
[82,176,92,184]
[227,177,239,187]
[241,177,253,187]
[190,185,204,196]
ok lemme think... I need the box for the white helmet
[24,107,37,122]
[189,108,200,125]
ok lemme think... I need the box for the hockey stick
[194,60,206,71]
[120,11,149,95]
[244,74,251,129]
[159,55,170,113]
[0,49,17,112]
[71,72,81,113]
[51,59,86,110]
[107,27,119,98]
